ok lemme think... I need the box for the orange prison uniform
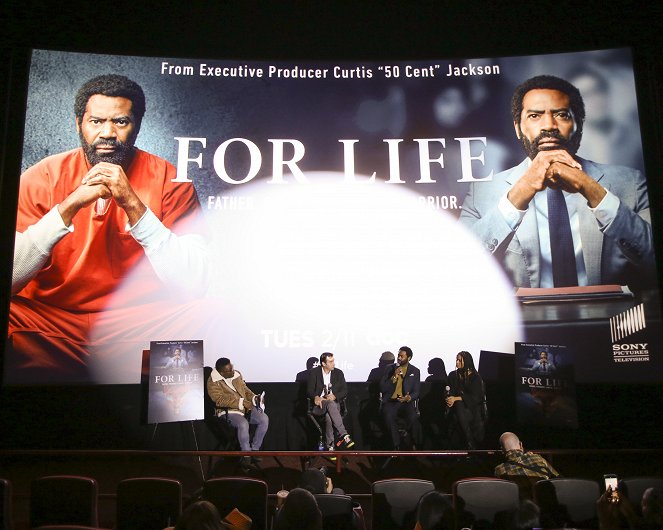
[8,147,201,378]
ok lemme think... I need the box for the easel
[150,420,207,481]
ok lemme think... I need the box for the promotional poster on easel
[147,340,205,423]
[515,342,578,429]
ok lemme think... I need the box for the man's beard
[519,128,582,160]
[79,132,136,168]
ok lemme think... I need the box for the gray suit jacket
[459,157,655,289]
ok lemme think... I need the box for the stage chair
[202,477,268,530]
[619,476,663,515]
[306,397,348,449]
[371,478,435,530]
[1,478,13,530]
[29,475,99,529]
[378,393,421,450]
[314,493,363,530]
[453,478,519,530]
[203,366,240,451]
[535,477,601,529]
[115,477,182,530]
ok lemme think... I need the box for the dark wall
[1,381,661,451]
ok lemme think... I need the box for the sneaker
[327,444,337,461]
[336,434,355,449]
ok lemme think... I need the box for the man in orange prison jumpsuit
[7,74,210,383]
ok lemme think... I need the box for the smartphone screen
[604,474,618,490]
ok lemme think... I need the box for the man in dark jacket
[380,346,422,450]
[307,352,354,450]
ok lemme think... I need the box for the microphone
[444,385,451,416]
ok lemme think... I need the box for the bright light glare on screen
[91,172,522,383]
[205,172,522,381]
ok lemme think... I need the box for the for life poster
[515,342,578,428]
[6,47,662,386]
[147,340,205,424]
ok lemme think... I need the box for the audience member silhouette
[642,487,663,529]
[298,467,344,495]
[596,485,639,530]
[274,488,322,530]
[414,490,455,530]
[512,499,541,530]
[173,500,225,530]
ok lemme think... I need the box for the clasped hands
[508,150,605,210]
[59,161,146,226]
[314,392,336,407]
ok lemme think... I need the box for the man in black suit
[307,352,354,450]
[380,346,422,450]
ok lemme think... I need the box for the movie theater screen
[5,47,661,385]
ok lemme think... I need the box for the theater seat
[453,478,519,530]
[314,493,362,530]
[202,477,267,530]
[619,476,663,515]
[30,476,99,529]
[116,477,182,530]
[371,478,435,530]
[535,477,600,529]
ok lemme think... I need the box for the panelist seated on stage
[380,346,422,450]
[459,74,655,291]
[207,357,269,465]
[307,352,355,451]
[445,350,485,450]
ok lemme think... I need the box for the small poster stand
[145,340,206,478]
[515,342,578,429]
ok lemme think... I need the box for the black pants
[449,401,483,449]
[381,400,422,449]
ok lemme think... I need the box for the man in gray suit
[459,75,655,290]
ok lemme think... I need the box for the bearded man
[8,74,209,382]
[459,75,654,290]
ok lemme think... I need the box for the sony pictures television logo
[610,303,649,363]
